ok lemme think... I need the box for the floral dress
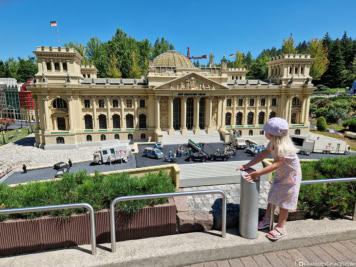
[267,142,302,210]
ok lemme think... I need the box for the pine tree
[340,31,354,70]
[243,52,253,70]
[281,35,297,54]
[321,39,346,88]
[322,32,332,50]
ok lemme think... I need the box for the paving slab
[3,218,356,267]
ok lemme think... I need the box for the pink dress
[267,142,302,210]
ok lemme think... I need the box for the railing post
[269,204,275,231]
[353,200,356,221]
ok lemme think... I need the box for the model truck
[291,135,350,155]
[93,144,130,164]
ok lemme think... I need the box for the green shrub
[316,116,327,131]
[0,170,175,222]
[298,156,356,219]
[343,118,356,132]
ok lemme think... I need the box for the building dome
[153,50,194,68]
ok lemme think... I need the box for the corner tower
[267,54,313,86]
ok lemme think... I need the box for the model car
[186,152,209,162]
[142,147,164,159]
[210,152,230,161]
[55,167,69,178]
[245,144,258,155]
[53,161,69,170]
[154,142,163,150]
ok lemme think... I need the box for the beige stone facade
[30,47,314,149]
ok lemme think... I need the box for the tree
[107,54,121,78]
[322,32,332,51]
[340,31,354,70]
[0,118,16,144]
[320,39,346,88]
[152,37,174,58]
[307,39,328,80]
[66,41,90,65]
[343,118,356,132]
[315,107,328,118]
[344,57,356,86]
[247,55,270,80]
[296,41,308,53]
[234,50,244,68]
[16,56,38,82]
[317,117,327,131]
[243,52,253,70]
[87,37,110,78]
[130,51,141,78]
[281,35,297,54]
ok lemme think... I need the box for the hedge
[298,156,356,218]
[0,170,176,222]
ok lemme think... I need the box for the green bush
[315,107,328,118]
[317,116,327,131]
[298,156,356,219]
[343,118,356,132]
[0,170,176,222]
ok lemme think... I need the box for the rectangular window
[249,99,255,107]
[63,63,67,71]
[227,99,232,107]
[99,99,105,108]
[126,99,132,108]
[140,99,145,108]
[84,99,90,108]
[272,98,277,106]
[113,99,119,108]
[260,98,266,106]
[238,99,243,106]
[46,62,51,71]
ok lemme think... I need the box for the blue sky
[1,0,355,64]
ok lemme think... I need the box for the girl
[237,117,301,241]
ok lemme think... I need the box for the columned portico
[193,96,200,134]
[206,96,213,134]
[168,96,174,135]
[180,96,187,135]
[155,96,161,133]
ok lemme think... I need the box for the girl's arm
[245,157,284,181]
[238,148,270,170]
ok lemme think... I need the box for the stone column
[181,97,187,135]
[244,97,248,126]
[193,96,200,135]
[43,96,51,131]
[34,96,40,130]
[288,96,292,124]
[304,96,310,125]
[106,97,112,130]
[93,97,97,129]
[42,60,47,73]
[155,96,161,132]
[59,62,63,72]
[266,96,270,122]
[134,97,138,129]
[232,97,236,128]
[255,96,259,126]
[168,96,174,135]
[301,96,307,124]
[217,97,222,128]
[68,96,74,131]
[206,96,213,134]
[50,60,54,72]
[120,97,126,131]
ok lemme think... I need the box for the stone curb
[3,218,356,267]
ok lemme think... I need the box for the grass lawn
[0,128,32,146]
[311,130,356,151]
[313,88,347,95]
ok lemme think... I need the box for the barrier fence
[269,177,356,231]
[110,190,227,253]
[0,203,97,255]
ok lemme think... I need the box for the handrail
[110,190,227,253]
[0,203,97,255]
[269,177,356,230]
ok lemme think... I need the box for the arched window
[56,137,65,144]
[236,112,243,125]
[260,130,264,135]
[86,135,92,142]
[114,134,120,140]
[52,98,67,109]
[99,114,107,129]
[141,133,146,140]
[258,112,265,125]
[54,62,60,71]
[139,114,147,129]
[225,112,231,126]
[291,113,297,124]
[101,134,106,141]
[57,117,66,130]
[84,115,93,129]
[295,129,301,135]
[126,114,134,128]
[269,111,276,119]
[249,130,253,136]
[128,134,133,140]
[247,112,254,125]
[112,114,120,129]
[238,130,242,136]
[292,97,300,106]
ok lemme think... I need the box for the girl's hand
[244,171,259,182]
[236,165,250,171]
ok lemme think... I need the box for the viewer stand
[239,169,260,239]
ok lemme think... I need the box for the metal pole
[0,203,96,255]
[269,204,275,231]
[110,190,227,253]
[353,201,356,221]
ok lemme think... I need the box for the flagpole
[56,24,60,47]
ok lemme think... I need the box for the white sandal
[266,227,287,241]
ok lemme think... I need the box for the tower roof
[152,50,194,68]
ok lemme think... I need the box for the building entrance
[199,98,205,129]
[186,98,194,129]
[173,98,181,130]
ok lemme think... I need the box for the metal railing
[269,177,356,230]
[110,190,227,253]
[0,203,97,255]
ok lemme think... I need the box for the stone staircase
[162,130,223,145]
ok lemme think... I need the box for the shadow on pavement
[13,137,36,147]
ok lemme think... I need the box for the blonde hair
[269,134,297,158]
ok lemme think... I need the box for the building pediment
[154,73,229,91]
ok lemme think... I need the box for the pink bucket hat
[263,117,289,136]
